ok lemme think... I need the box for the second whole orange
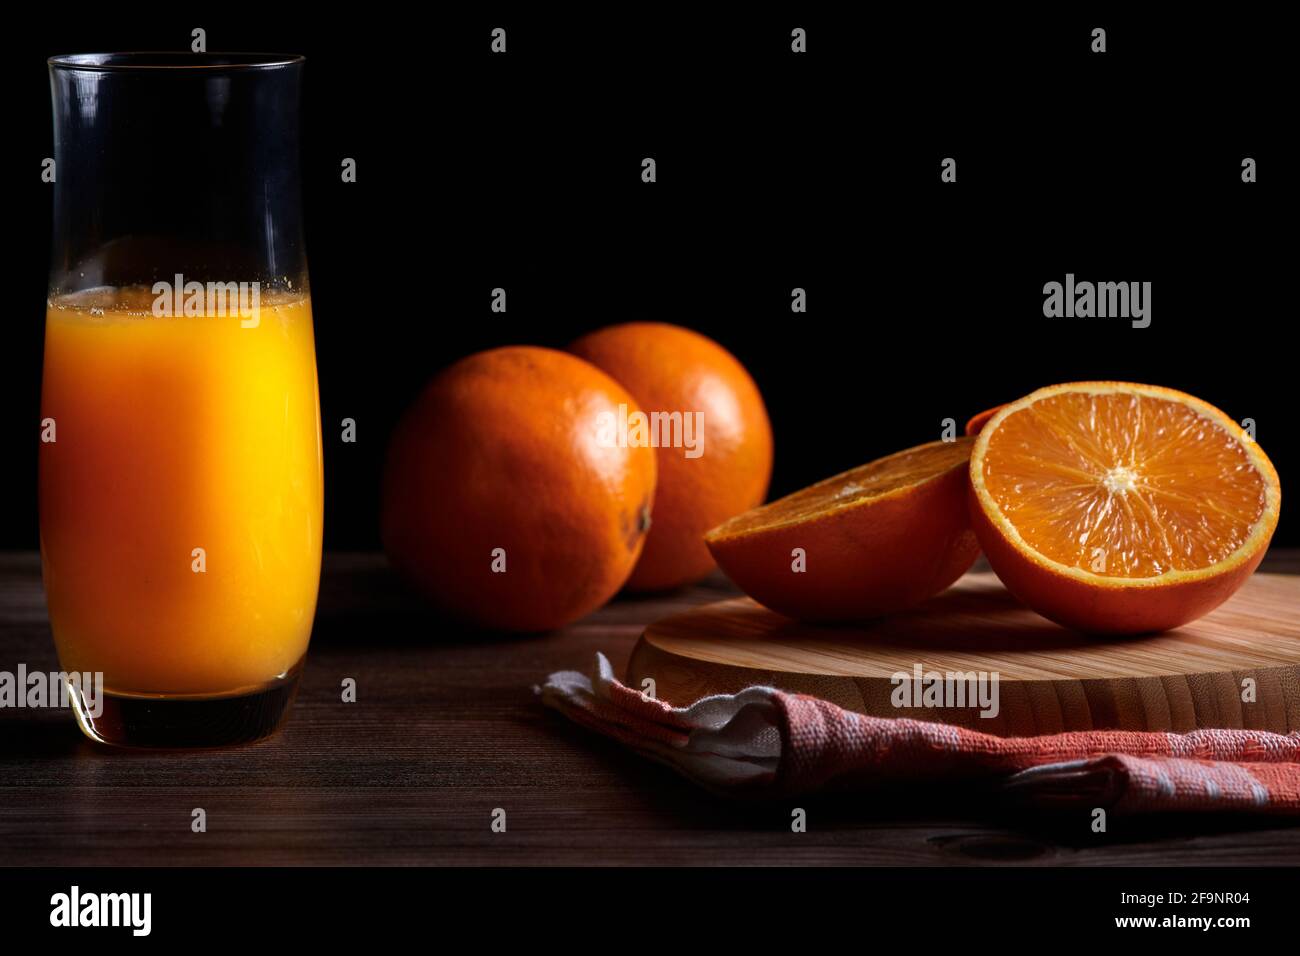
[569,323,774,591]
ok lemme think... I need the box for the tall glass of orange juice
[41,54,322,747]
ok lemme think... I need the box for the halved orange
[705,438,979,621]
[970,382,1281,634]
[965,403,1006,436]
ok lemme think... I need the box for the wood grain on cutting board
[627,571,1300,736]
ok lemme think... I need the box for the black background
[2,7,1292,552]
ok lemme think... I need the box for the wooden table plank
[2,551,1299,866]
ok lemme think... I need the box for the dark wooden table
[3,551,1299,866]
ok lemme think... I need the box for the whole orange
[381,346,656,632]
[569,323,773,591]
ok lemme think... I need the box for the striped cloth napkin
[539,653,1300,815]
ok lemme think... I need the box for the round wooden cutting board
[626,572,1300,736]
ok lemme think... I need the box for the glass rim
[48,52,305,72]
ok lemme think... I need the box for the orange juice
[39,286,323,697]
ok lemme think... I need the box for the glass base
[66,663,304,749]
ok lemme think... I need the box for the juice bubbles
[39,286,323,697]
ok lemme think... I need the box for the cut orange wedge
[970,382,1281,634]
[705,438,979,621]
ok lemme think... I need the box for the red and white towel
[539,654,1300,815]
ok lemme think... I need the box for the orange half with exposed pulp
[705,438,979,621]
[965,403,1005,436]
[970,382,1281,634]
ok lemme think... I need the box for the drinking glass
[41,54,322,747]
